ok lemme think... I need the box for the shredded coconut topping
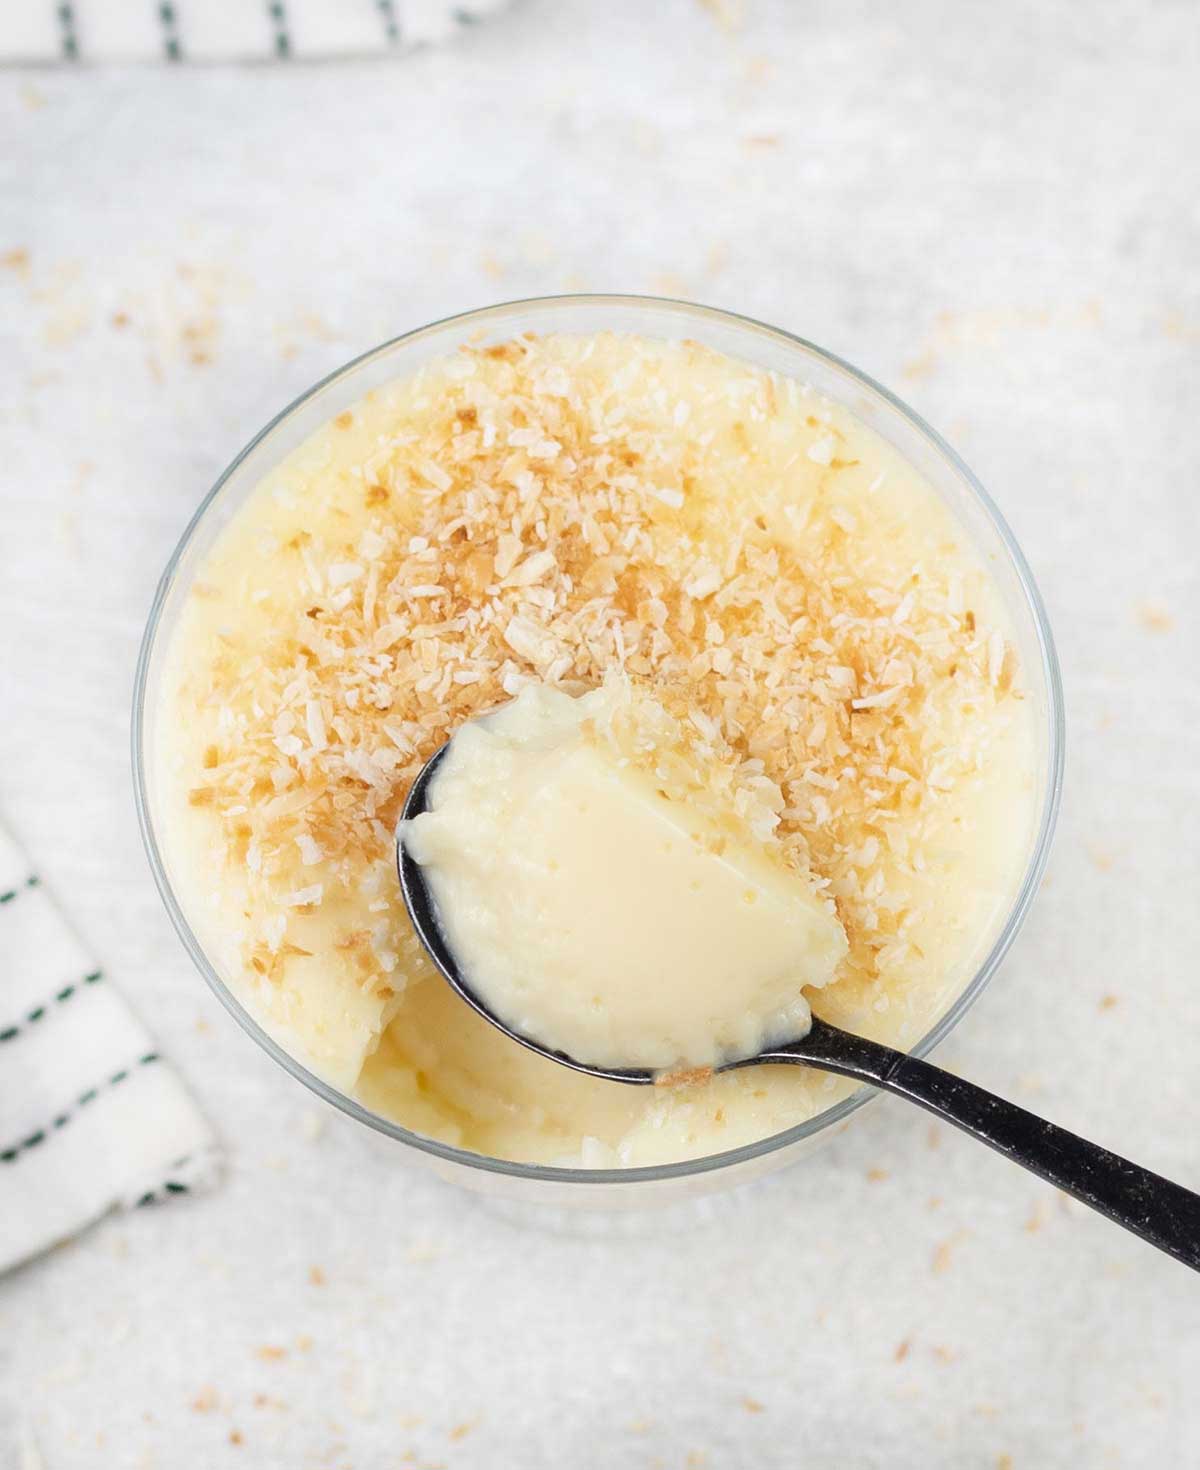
[176,332,1023,1025]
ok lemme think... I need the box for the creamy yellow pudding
[401,680,849,1072]
[156,332,1036,1167]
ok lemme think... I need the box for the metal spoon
[398,743,1200,1272]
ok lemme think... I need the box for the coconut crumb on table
[932,1230,969,1274]
[1136,598,1173,632]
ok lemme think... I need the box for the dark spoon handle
[757,1018,1200,1273]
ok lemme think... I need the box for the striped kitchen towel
[1,0,513,65]
[0,824,219,1274]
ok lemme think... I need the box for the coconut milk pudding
[156,332,1037,1167]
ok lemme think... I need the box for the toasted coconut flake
[504,615,558,665]
[284,884,323,907]
[655,1064,715,1089]
[505,549,557,587]
[852,685,906,711]
[305,699,327,751]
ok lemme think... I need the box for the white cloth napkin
[0,826,219,1274]
[0,0,512,64]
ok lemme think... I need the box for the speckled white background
[2,2,1200,1466]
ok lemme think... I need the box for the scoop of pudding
[400,682,848,1072]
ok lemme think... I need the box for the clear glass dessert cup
[133,295,1065,1209]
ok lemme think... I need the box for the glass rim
[132,292,1066,1188]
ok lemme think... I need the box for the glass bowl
[132,295,1064,1209]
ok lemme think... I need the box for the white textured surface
[2,1,1200,1464]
